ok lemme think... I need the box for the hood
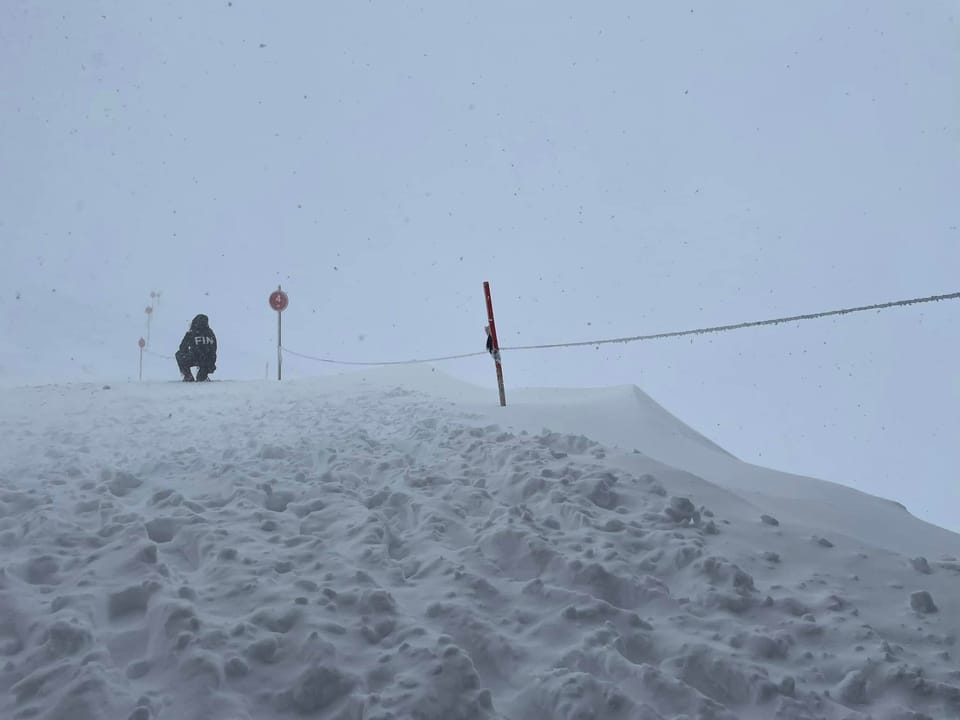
[190,314,209,331]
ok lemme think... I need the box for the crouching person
[176,314,217,382]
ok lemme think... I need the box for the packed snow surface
[1,367,958,720]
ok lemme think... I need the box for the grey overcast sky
[1,1,958,531]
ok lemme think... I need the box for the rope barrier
[502,290,960,352]
[281,347,487,366]
[144,348,174,360]
[281,290,959,367]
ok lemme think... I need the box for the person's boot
[182,371,195,382]
[196,372,208,382]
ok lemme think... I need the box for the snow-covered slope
[341,367,960,558]
[1,370,958,720]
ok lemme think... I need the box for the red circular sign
[145,306,153,315]
[269,289,289,312]
[138,337,146,348]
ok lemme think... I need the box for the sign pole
[138,337,146,382]
[483,281,506,406]
[145,306,153,346]
[268,286,289,382]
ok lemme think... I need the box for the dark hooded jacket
[178,314,217,370]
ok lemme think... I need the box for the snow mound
[0,371,958,719]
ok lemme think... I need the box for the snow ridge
[0,377,958,719]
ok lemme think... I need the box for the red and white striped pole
[483,281,506,407]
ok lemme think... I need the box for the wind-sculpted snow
[0,374,958,719]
